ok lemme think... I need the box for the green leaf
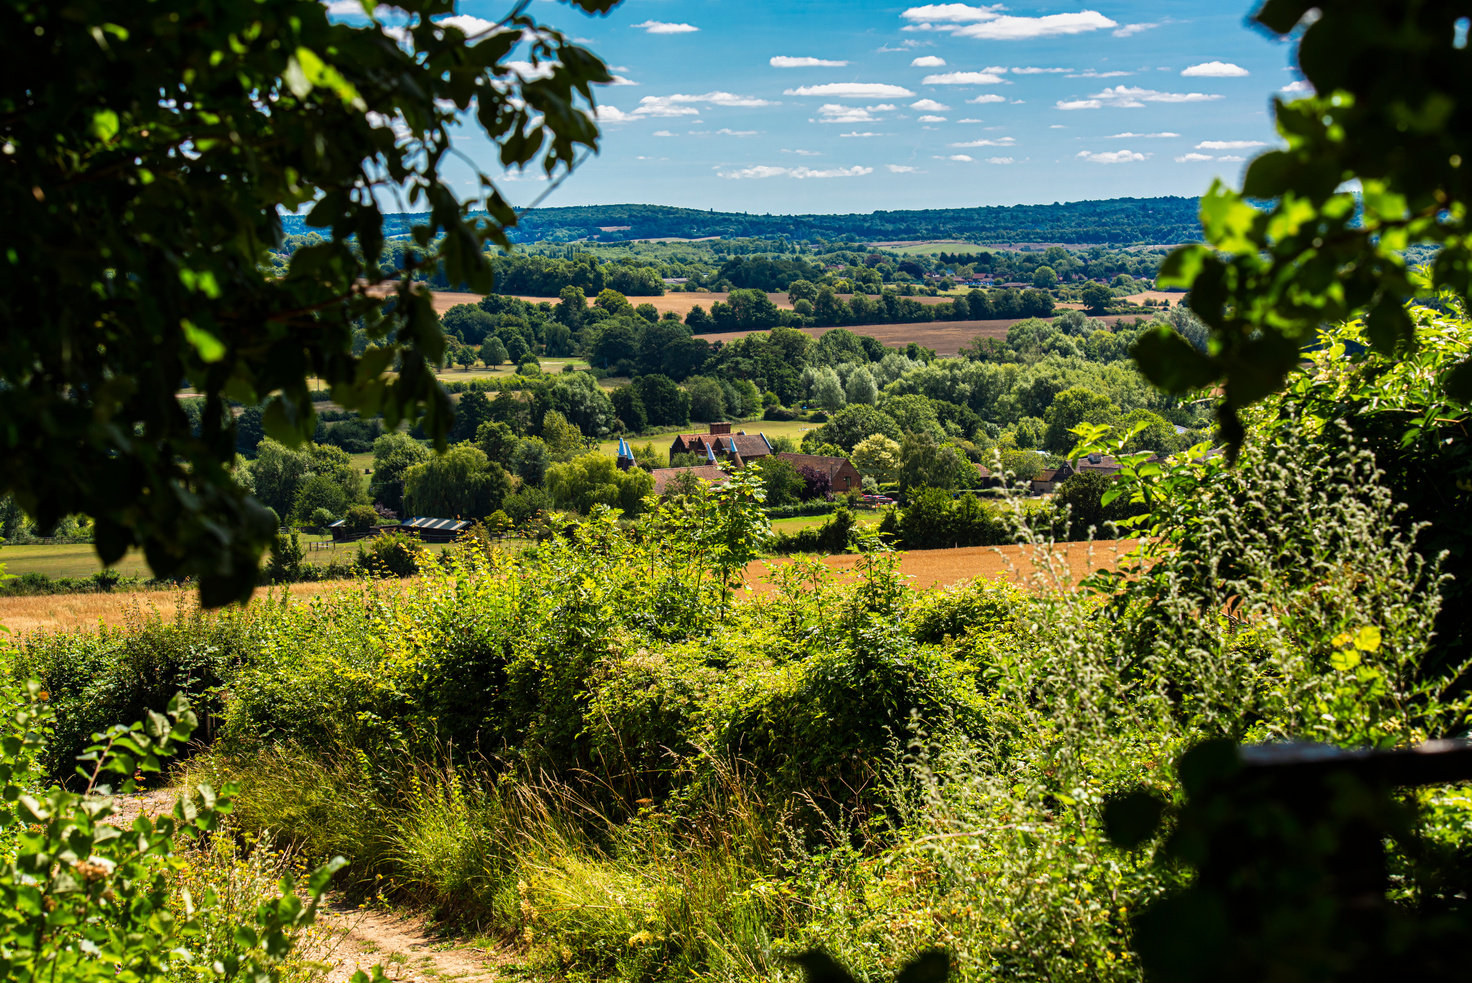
[90,108,120,142]
[181,320,226,363]
[1132,325,1218,394]
[1157,244,1206,290]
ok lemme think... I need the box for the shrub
[356,531,422,577]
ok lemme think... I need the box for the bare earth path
[108,789,505,983]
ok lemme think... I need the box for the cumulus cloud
[1106,131,1179,138]
[785,82,916,98]
[814,103,896,123]
[771,56,849,67]
[840,131,883,137]
[911,55,947,67]
[1068,68,1132,78]
[1280,79,1314,95]
[1218,154,1246,162]
[606,75,638,86]
[716,128,759,136]
[941,154,975,161]
[782,149,823,156]
[987,156,1015,164]
[957,11,1118,40]
[1175,152,1214,162]
[901,4,1006,23]
[911,98,950,111]
[1056,85,1225,109]
[922,71,1006,85]
[958,117,986,123]
[1196,139,1265,150]
[632,20,699,34]
[1182,61,1249,77]
[631,91,776,117]
[1077,149,1149,163]
[1113,22,1161,37]
[951,136,1015,147]
[918,114,948,122]
[718,164,872,179]
[967,94,1006,104]
[1010,66,1072,74]
[652,130,675,137]
[592,105,638,123]
[887,164,922,172]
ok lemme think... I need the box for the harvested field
[1120,290,1184,305]
[1,542,1134,635]
[440,290,955,319]
[697,313,1144,355]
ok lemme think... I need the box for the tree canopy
[0,0,616,604]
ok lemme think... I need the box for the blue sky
[330,2,1307,214]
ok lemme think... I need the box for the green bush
[355,531,422,577]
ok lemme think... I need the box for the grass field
[0,540,1135,635]
[695,312,1147,356]
[0,543,155,579]
[770,511,884,534]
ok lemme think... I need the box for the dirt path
[107,789,505,983]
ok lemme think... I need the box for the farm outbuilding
[398,516,472,542]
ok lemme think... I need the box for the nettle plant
[0,669,361,983]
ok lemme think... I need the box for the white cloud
[1175,152,1214,162]
[951,136,1014,147]
[771,56,849,68]
[944,154,975,161]
[922,71,1006,85]
[652,130,675,137]
[718,164,873,179]
[782,148,823,156]
[323,1,367,15]
[919,114,948,122]
[967,94,1006,104]
[958,117,986,123]
[716,128,759,136]
[814,103,896,123]
[840,131,883,137]
[901,4,1006,24]
[911,55,947,67]
[1077,149,1149,163]
[957,11,1118,40]
[505,60,557,81]
[1182,61,1249,77]
[1218,154,1246,162]
[632,20,699,34]
[1068,69,1133,78]
[1049,124,1067,128]
[1010,66,1071,74]
[1112,22,1160,37]
[986,156,1014,164]
[1106,131,1179,138]
[606,75,637,86]
[887,164,922,172]
[1057,85,1225,109]
[592,106,638,123]
[911,98,950,111]
[785,82,916,98]
[439,14,497,36]
[632,91,777,117]
[1196,139,1265,150]
[1280,79,1314,95]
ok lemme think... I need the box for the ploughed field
[0,541,1134,635]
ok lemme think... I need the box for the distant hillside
[281,197,1202,246]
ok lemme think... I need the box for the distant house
[398,516,471,542]
[669,422,774,468]
[651,465,728,496]
[974,463,1003,489]
[1030,468,1062,495]
[775,452,863,494]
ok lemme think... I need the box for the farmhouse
[650,465,728,496]
[669,422,774,467]
[775,452,863,494]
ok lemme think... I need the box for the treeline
[279,196,1200,246]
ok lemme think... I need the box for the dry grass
[1,542,1133,636]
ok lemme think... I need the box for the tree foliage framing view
[1137,0,1472,447]
[0,0,619,605]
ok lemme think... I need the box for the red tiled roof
[775,451,853,477]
